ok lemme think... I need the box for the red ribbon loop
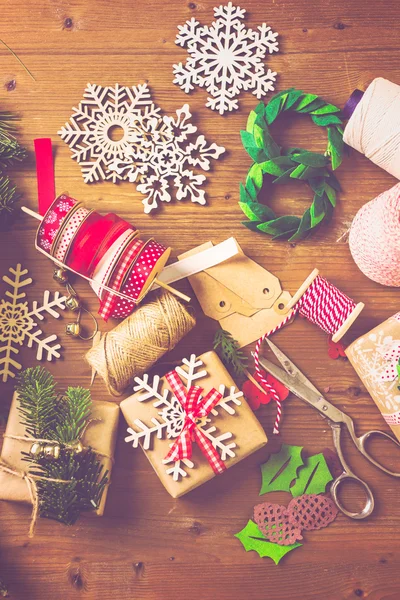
[164,370,226,475]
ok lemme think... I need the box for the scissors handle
[331,422,375,519]
[330,472,375,519]
[356,429,400,477]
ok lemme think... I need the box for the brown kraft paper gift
[121,350,268,498]
[346,312,400,441]
[0,393,119,516]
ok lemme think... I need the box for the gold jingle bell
[65,294,81,312]
[68,440,84,454]
[53,268,69,285]
[29,441,43,459]
[43,444,61,460]
[66,321,81,337]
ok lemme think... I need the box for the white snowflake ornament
[0,265,66,382]
[124,354,243,480]
[58,82,161,183]
[173,2,279,114]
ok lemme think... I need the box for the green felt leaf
[247,163,264,190]
[294,94,319,111]
[245,146,269,163]
[239,201,276,222]
[310,193,326,227]
[324,183,337,207]
[240,130,258,148]
[246,108,261,133]
[253,123,266,148]
[272,228,299,240]
[288,208,312,241]
[291,152,329,168]
[257,216,301,237]
[310,103,341,115]
[309,177,326,196]
[312,114,343,127]
[327,127,344,170]
[290,453,334,497]
[272,167,297,184]
[242,220,263,231]
[265,95,284,125]
[284,89,303,110]
[289,164,308,179]
[326,172,342,192]
[258,159,286,177]
[260,443,304,494]
[296,98,326,114]
[239,182,252,204]
[245,176,258,200]
[235,520,301,565]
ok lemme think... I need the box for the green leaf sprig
[213,329,248,377]
[239,88,344,241]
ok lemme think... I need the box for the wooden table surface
[1,0,400,598]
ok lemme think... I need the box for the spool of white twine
[344,78,400,179]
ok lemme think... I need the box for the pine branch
[17,367,109,526]
[0,176,21,231]
[16,366,58,438]
[52,387,92,444]
[213,329,248,377]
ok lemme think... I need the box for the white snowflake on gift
[124,354,243,481]
[0,264,66,382]
[111,103,225,214]
[173,2,279,114]
[349,331,400,412]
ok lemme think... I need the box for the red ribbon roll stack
[35,194,171,320]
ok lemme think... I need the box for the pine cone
[288,494,338,531]
[254,502,303,546]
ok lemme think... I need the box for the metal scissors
[256,339,400,519]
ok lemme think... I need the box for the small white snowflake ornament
[0,265,66,382]
[173,2,279,114]
[124,354,243,480]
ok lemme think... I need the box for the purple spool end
[342,89,364,120]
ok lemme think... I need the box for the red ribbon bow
[164,370,226,475]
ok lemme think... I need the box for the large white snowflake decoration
[59,84,225,213]
[58,82,163,184]
[110,103,225,213]
[124,354,243,480]
[173,2,279,115]
[0,265,66,382]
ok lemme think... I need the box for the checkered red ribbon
[164,370,226,475]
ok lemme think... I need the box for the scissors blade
[264,338,322,396]
[256,354,345,424]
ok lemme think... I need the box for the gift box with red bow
[120,351,268,497]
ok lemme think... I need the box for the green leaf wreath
[16,367,108,526]
[239,88,344,241]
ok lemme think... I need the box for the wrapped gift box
[121,350,268,497]
[0,393,119,516]
[346,312,400,441]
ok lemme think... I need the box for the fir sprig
[0,111,27,229]
[16,367,108,526]
[213,329,248,377]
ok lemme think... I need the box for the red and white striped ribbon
[164,370,226,474]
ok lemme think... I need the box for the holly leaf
[239,201,276,222]
[260,444,304,494]
[235,520,301,565]
[290,453,333,497]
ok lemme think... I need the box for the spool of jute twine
[85,290,196,395]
